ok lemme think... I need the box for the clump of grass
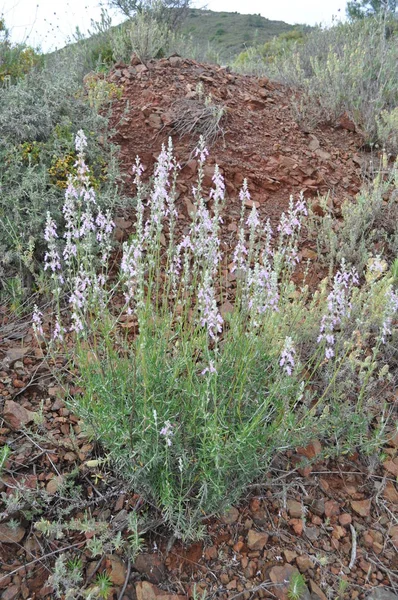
[171,93,227,146]
[34,132,398,540]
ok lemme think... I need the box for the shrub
[0,42,124,289]
[34,132,398,539]
[233,17,398,149]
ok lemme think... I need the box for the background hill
[180,8,310,60]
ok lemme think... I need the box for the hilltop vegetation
[180,8,308,61]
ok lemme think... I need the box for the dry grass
[170,97,227,146]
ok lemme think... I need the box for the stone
[46,476,64,495]
[136,64,149,74]
[383,459,398,477]
[4,347,30,366]
[283,549,297,563]
[309,580,328,600]
[1,585,19,600]
[221,506,239,524]
[135,581,186,600]
[148,114,162,129]
[339,513,352,526]
[269,564,303,600]
[296,555,313,572]
[134,553,166,584]
[3,400,35,430]
[383,481,398,504]
[247,529,269,551]
[169,55,182,67]
[0,523,26,544]
[287,499,303,518]
[365,590,398,600]
[351,498,372,517]
[107,555,127,585]
[338,112,356,132]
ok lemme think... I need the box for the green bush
[0,42,123,289]
[35,134,397,539]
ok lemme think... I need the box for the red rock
[3,400,34,430]
[134,554,165,584]
[383,481,398,504]
[383,458,398,477]
[107,555,127,585]
[296,554,313,572]
[221,506,239,524]
[309,579,328,600]
[324,500,340,518]
[135,581,186,600]
[1,585,19,600]
[351,498,372,517]
[286,499,303,518]
[289,518,303,536]
[269,564,300,600]
[338,112,356,132]
[339,513,352,526]
[12,379,25,388]
[247,529,268,550]
[0,523,26,544]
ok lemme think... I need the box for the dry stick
[349,523,357,570]
[0,541,85,584]
[118,558,131,600]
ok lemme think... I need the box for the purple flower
[318,262,359,359]
[43,213,62,276]
[197,271,223,340]
[159,420,174,447]
[201,361,217,375]
[75,130,88,153]
[32,305,44,337]
[280,336,296,376]
[278,194,307,237]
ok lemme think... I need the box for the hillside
[180,8,309,60]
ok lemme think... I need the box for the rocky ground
[0,56,397,599]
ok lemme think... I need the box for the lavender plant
[36,132,398,539]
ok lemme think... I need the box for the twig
[118,558,131,600]
[0,541,85,583]
[349,523,357,570]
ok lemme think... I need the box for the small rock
[309,580,328,600]
[305,526,320,542]
[351,498,372,517]
[247,529,269,551]
[269,564,303,600]
[134,553,165,584]
[107,555,127,585]
[296,555,313,572]
[136,64,148,74]
[221,506,239,524]
[339,513,352,526]
[287,499,303,518]
[46,476,64,495]
[169,55,182,67]
[383,458,398,477]
[0,523,26,544]
[3,400,34,430]
[1,585,19,600]
[283,549,297,563]
[5,347,30,365]
[148,114,162,129]
[135,581,186,600]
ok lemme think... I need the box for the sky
[1,0,347,51]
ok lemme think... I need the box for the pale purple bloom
[278,194,307,237]
[52,317,64,342]
[239,179,250,206]
[32,305,44,337]
[201,361,217,375]
[159,420,174,447]
[318,262,359,359]
[280,336,296,376]
[232,239,248,273]
[195,138,209,164]
[246,205,260,230]
[198,271,223,340]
